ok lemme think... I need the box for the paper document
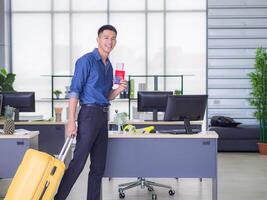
[14,129,32,135]
[0,129,32,135]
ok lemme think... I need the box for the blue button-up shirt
[69,48,113,106]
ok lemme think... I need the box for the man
[54,25,127,200]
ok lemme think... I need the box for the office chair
[118,177,175,199]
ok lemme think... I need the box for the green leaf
[0,68,16,92]
[0,68,7,76]
[2,84,15,91]
[5,74,16,84]
[0,74,5,85]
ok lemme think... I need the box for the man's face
[97,30,117,54]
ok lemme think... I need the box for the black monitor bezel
[1,92,35,121]
[163,95,208,134]
[137,91,173,121]
[164,95,208,121]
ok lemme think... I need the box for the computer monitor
[137,91,173,121]
[164,95,208,134]
[1,92,35,121]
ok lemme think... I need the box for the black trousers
[54,105,108,200]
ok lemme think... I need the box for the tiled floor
[1,153,267,200]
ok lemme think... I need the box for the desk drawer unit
[0,138,30,178]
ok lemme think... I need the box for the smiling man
[54,25,127,200]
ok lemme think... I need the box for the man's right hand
[67,119,77,137]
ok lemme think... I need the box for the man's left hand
[118,79,128,92]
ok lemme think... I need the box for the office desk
[104,131,218,200]
[0,131,39,178]
[0,121,65,155]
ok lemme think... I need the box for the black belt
[82,103,109,112]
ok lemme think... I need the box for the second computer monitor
[1,92,35,121]
[137,91,173,121]
[164,95,208,133]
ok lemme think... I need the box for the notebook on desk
[159,129,201,135]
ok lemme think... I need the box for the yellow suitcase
[4,137,73,200]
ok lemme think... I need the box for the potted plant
[174,89,182,95]
[0,68,16,91]
[248,47,267,154]
[53,89,62,99]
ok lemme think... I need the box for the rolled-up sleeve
[69,58,90,99]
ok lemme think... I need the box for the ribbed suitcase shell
[4,137,72,200]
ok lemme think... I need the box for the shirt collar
[92,48,111,65]
[92,48,101,61]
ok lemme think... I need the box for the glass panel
[166,0,206,10]
[208,59,255,69]
[208,99,252,109]
[209,0,266,6]
[12,14,51,99]
[209,18,267,27]
[110,0,145,10]
[12,0,51,11]
[166,13,206,94]
[209,68,254,78]
[148,0,164,10]
[208,49,256,59]
[208,79,251,89]
[54,14,70,75]
[72,0,107,11]
[148,13,164,76]
[208,29,267,38]
[209,8,267,16]
[209,39,267,48]
[54,0,69,11]
[72,14,107,70]
[208,89,252,99]
[109,13,146,76]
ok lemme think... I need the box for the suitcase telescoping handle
[58,136,74,161]
[38,137,74,200]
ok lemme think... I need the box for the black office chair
[118,177,175,199]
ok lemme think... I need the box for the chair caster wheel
[119,192,125,199]
[152,194,157,200]
[169,189,175,196]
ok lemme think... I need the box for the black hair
[98,24,117,36]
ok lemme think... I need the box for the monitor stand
[14,109,20,122]
[184,118,193,134]
[13,109,28,122]
[160,118,200,135]
[152,109,158,121]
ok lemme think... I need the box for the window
[11,0,206,119]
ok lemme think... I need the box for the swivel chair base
[118,177,175,199]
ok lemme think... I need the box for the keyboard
[159,129,200,134]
